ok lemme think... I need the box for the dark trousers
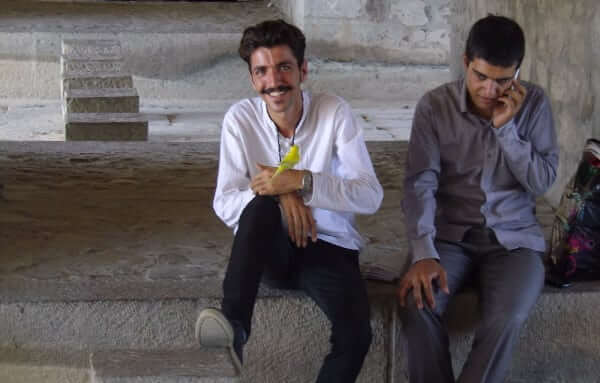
[221,196,372,383]
[399,226,545,383]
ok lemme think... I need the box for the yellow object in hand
[273,145,300,178]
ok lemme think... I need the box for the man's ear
[249,70,259,92]
[300,60,308,83]
[463,54,470,72]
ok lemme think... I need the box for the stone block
[65,113,148,141]
[63,73,134,91]
[62,39,122,61]
[61,59,125,78]
[90,348,238,381]
[65,88,139,114]
[390,0,429,26]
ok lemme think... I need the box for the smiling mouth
[262,86,292,97]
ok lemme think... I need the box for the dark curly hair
[239,19,306,70]
[465,14,525,68]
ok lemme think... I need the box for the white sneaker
[195,308,242,372]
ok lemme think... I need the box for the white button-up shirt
[213,91,383,251]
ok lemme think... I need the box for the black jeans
[221,196,372,383]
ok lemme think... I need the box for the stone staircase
[2,140,600,383]
[1,1,600,382]
[61,39,148,141]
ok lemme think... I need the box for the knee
[332,318,373,354]
[239,195,280,225]
[400,293,445,323]
[483,305,532,334]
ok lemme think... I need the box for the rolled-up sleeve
[403,96,442,263]
[305,101,383,215]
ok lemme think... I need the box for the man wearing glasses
[398,15,559,383]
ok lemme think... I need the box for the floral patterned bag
[548,139,600,286]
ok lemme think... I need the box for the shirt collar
[262,90,311,136]
[459,77,469,114]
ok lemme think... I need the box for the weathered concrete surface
[64,74,134,91]
[0,140,594,382]
[90,348,238,379]
[450,0,600,207]
[2,49,450,102]
[62,39,122,61]
[0,295,391,383]
[65,88,139,114]
[0,2,449,101]
[0,99,415,142]
[62,59,125,77]
[274,0,452,65]
[0,141,405,302]
[66,113,148,141]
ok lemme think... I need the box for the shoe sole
[195,308,242,373]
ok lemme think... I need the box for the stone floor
[0,99,414,142]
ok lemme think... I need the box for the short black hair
[238,19,306,70]
[465,14,525,68]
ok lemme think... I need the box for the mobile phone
[510,68,520,90]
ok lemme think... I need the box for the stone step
[62,58,126,78]
[63,73,134,91]
[0,141,555,303]
[65,88,140,114]
[90,348,239,382]
[0,295,393,383]
[65,113,148,141]
[0,346,239,383]
[1,142,598,383]
[0,3,450,101]
[0,141,406,302]
[0,99,414,142]
[62,39,123,61]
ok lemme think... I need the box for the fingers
[397,260,448,309]
[279,193,316,248]
[397,280,410,307]
[439,269,450,294]
[299,207,310,247]
[293,206,302,247]
[283,204,296,244]
[309,212,317,242]
[421,276,435,309]
[412,282,425,309]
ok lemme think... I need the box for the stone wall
[450,0,600,206]
[274,0,451,65]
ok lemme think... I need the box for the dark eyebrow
[473,68,513,83]
[277,60,295,66]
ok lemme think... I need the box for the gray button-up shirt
[403,78,559,263]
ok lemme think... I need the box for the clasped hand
[251,164,317,248]
[250,164,303,196]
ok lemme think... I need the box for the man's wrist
[299,170,313,197]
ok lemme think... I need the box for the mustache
[261,85,293,95]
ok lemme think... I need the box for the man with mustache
[196,19,383,382]
[398,15,558,383]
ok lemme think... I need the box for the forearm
[403,170,440,263]
[494,122,559,195]
[305,171,383,214]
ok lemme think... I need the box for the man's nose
[265,68,282,87]
[482,79,501,97]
